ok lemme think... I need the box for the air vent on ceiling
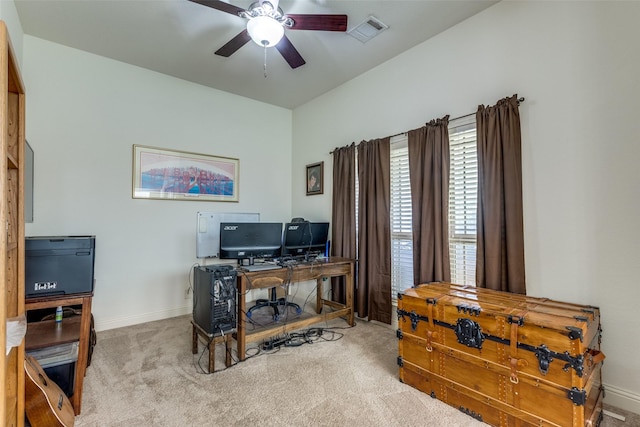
[347,15,389,43]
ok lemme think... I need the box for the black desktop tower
[193,265,237,335]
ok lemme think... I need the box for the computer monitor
[219,222,282,265]
[282,222,329,258]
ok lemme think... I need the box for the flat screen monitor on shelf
[219,222,283,265]
[282,222,329,259]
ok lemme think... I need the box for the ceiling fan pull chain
[263,44,268,78]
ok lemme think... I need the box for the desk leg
[346,267,355,326]
[316,277,323,314]
[237,277,246,361]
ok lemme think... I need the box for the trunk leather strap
[425,303,437,352]
[508,314,528,384]
[425,330,434,352]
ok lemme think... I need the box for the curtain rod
[385,97,526,140]
[386,111,473,139]
[331,97,525,153]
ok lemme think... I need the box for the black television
[219,222,283,265]
[282,222,329,258]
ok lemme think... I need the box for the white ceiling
[14,0,498,109]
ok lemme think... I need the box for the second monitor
[282,222,330,259]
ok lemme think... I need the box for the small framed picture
[306,161,324,196]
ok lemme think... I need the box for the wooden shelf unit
[25,293,93,416]
[0,20,26,427]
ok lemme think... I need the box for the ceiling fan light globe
[247,16,284,47]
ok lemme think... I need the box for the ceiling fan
[189,0,348,69]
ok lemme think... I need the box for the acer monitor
[281,222,329,258]
[219,222,282,265]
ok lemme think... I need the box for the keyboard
[242,264,282,272]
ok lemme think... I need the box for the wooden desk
[235,257,354,361]
[25,293,93,415]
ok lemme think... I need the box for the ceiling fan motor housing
[190,0,348,69]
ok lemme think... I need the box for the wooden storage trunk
[397,283,604,427]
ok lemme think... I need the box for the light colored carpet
[74,314,487,426]
[73,313,633,427]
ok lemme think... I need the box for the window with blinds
[448,116,477,286]
[389,116,478,302]
[390,136,414,299]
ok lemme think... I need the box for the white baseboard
[604,382,640,415]
[94,305,191,332]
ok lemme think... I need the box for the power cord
[194,322,355,374]
[261,326,346,350]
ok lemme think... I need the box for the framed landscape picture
[132,145,239,202]
[306,161,323,196]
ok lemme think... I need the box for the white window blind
[389,117,478,302]
[390,136,414,300]
[448,116,478,286]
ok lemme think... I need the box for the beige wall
[22,36,293,331]
[292,0,640,415]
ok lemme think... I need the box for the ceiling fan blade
[188,0,246,16]
[275,35,306,69]
[286,14,348,32]
[215,29,251,57]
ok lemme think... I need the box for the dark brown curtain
[357,138,392,323]
[476,94,526,294]
[407,116,451,286]
[331,144,356,304]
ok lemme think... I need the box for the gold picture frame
[132,145,239,202]
[306,161,323,196]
